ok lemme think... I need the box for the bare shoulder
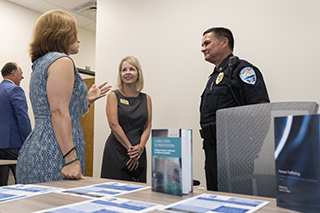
[145,94,152,108]
[108,90,116,98]
[107,90,117,102]
[145,93,152,101]
[52,57,73,67]
[48,57,74,76]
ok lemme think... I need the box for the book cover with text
[274,114,320,212]
[151,129,192,196]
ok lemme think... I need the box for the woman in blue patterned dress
[16,10,111,184]
[101,56,152,182]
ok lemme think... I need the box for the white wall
[0,0,96,127]
[94,0,320,187]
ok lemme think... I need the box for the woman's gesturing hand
[87,82,112,105]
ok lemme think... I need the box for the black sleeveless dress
[101,90,148,182]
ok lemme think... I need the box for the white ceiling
[5,0,97,32]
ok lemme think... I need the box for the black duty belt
[199,122,216,140]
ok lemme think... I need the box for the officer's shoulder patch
[239,67,256,85]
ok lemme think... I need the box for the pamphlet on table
[159,193,269,213]
[0,184,61,203]
[34,196,162,213]
[58,182,150,199]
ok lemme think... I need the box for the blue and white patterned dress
[16,52,87,184]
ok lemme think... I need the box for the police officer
[200,27,270,191]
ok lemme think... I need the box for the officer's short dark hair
[1,62,18,77]
[203,27,234,51]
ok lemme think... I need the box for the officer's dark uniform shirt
[200,54,270,125]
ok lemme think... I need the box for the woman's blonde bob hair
[29,10,78,63]
[117,56,144,92]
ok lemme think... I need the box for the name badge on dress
[120,98,129,105]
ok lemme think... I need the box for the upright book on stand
[151,129,192,196]
[274,114,320,213]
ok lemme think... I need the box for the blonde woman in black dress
[101,56,152,182]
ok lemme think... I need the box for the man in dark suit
[0,62,31,185]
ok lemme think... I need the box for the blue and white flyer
[35,197,162,213]
[59,182,150,198]
[160,193,269,213]
[0,184,61,203]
